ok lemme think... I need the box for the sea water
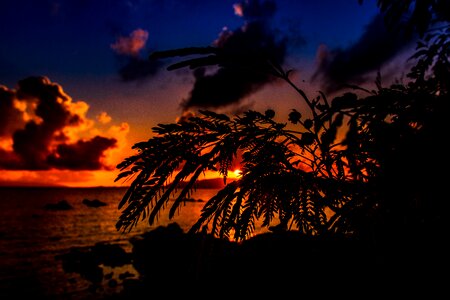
[0,186,226,299]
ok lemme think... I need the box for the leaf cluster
[115,1,449,241]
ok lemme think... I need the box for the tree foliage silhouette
[115,1,449,242]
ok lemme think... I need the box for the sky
[0,0,416,187]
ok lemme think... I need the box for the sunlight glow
[233,169,242,177]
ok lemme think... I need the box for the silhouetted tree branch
[116,0,449,244]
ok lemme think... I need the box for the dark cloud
[282,18,307,51]
[111,28,164,81]
[312,13,415,94]
[0,76,118,170]
[12,121,56,170]
[118,56,162,82]
[47,136,117,170]
[233,0,276,20]
[181,0,288,110]
[0,149,22,170]
[0,86,25,137]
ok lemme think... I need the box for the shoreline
[54,222,446,298]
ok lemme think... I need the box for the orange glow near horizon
[232,169,242,177]
[0,170,124,187]
[0,166,243,188]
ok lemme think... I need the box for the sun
[233,169,242,177]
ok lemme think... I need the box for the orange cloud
[97,111,112,124]
[233,3,244,17]
[0,86,27,137]
[110,28,149,57]
[0,76,129,171]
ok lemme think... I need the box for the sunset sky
[0,0,416,187]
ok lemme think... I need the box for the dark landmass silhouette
[0,181,64,187]
[0,176,228,190]
[178,177,228,189]
[82,198,108,208]
[43,199,73,211]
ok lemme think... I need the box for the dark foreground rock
[59,222,447,299]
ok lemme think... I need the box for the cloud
[111,28,163,81]
[97,112,112,124]
[233,0,276,20]
[47,136,117,170]
[0,76,128,170]
[111,28,149,57]
[181,0,288,110]
[117,56,162,81]
[312,13,415,94]
[0,86,26,139]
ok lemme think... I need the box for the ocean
[0,186,230,299]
